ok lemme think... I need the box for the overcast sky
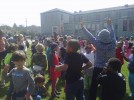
[0,0,134,26]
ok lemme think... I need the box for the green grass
[0,48,133,100]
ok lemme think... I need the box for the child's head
[67,39,80,53]
[117,41,123,48]
[32,40,35,45]
[106,57,121,72]
[36,43,44,53]
[51,43,58,51]
[59,37,64,42]
[63,40,67,47]
[131,46,134,54]
[18,34,24,41]
[35,39,39,45]
[8,43,18,53]
[85,45,92,53]
[12,50,26,68]
[35,74,45,87]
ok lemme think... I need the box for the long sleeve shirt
[82,24,116,68]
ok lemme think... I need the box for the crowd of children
[0,18,134,100]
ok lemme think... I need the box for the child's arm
[31,57,34,69]
[122,52,129,62]
[81,22,97,46]
[82,61,92,70]
[55,64,68,72]
[49,52,55,67]
[82,54,92,70]
[26,71,35,99]
[43,55,47,70]
[106,18,116,44]
[2,65,12,80]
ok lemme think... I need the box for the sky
[0,0,134,26]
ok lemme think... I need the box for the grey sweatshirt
[3,67,35,94]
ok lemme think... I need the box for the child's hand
[121,51,125,56]
[3,64,10,72]
[105,18,112,25]
[55,66,59,71]
[25,93,32,100]
[80,20,84,28]
[102,67,107,73]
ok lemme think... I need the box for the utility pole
[26,18,27,35]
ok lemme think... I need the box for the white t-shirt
[83,51,95,77]
[84,51,95,66]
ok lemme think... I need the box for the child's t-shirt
[83,51,94,77]
[64,52,89,84]
[3,67,35,94]
[32,53,47,68]
[116,47,124,65]
[84,51,94,66]
[97,72,126,100]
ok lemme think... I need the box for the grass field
[0,48,133,100]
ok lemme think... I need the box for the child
[55,39,92,100]
[116,41,124,72]
[31,43,47,76]
[0,43,18,87]
[97,57,126,100]
[31,39,39,57]
[123,46,134,97]
[59,40,67,63]
[49,43,61,97]
[83,45,95,100]
[0,30,9,68]
[3,50,35,100]
[33,74,48,100]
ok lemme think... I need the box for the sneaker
[129,93,134,98]
[55,90,61,95]
[51,93,60,98]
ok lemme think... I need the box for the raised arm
[106,18,116,42]
[80,21,97,46]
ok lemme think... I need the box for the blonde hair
[36,43,44,53]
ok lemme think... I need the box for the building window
[123,20,128,31]
[116,11,121,18]
[129,20,134,32]
[75,25,78,29]
[87,24,91,29]
[92,24,95,31]
[96,24,100,32]
[96,14,100,21]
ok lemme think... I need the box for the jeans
[129,73,134,97]
[89,67,103,100]
[66,78,84,100]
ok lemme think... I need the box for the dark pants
[12,90,27,100]
[6,80,14,100]
[66,78,84,100]
[89,67,103,100]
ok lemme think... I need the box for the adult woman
[81,18,116,100]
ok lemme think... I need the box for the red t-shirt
[116,47,124,65]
